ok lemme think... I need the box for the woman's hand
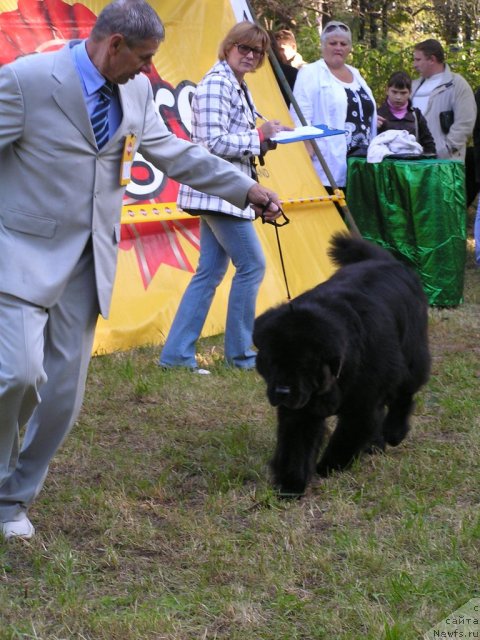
[259,119,293,140]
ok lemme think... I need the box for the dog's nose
[275,385,291,395]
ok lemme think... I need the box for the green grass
[1,231,479,639]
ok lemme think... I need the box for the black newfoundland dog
[253,233,431,497]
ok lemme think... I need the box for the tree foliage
[250,0,480,48]
[351,43,480,102]
[249,0,480,97]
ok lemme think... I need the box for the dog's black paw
[383,426,409,447]
[273,477,307,498]
[276,489,304,501]
[316,456,350,477]
[363,438,386,455]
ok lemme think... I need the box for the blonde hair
[218,21,270,69]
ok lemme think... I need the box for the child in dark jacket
[377,71,437,155]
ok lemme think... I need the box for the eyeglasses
[235,43,265,59]
[324,23,349,33]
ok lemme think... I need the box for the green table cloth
[347,157,467,306]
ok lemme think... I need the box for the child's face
[387,85,411,108]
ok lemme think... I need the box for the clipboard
[272,124,346,144]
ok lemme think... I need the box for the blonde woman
[160,22,290,372]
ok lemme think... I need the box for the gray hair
[320,20,352,46]
[91,0,165,46]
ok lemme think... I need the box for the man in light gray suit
[0,0,282,540]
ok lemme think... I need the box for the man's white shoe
[1,514,35,540]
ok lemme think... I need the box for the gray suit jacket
[0,44,256,317]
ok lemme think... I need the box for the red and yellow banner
[0,0,346,353]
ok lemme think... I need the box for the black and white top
[336,77,375,152]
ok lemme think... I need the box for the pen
[255,111,268,122]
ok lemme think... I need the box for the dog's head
[253,303,342,412]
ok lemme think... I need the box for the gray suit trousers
[0,243,99,521]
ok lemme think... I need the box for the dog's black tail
[327,232,395,267]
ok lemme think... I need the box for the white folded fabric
[367,130,424,163]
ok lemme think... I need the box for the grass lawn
[1,230,479,639]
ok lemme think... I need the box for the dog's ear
[319,364,337,394]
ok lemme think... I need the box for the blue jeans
[159,214,266,369]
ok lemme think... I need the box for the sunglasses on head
[235,43,265,59]
[324,23,349,33]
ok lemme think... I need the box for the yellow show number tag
[120,134,136,186]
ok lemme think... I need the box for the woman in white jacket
[291,21,377,189]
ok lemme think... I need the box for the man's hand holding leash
[247,185,283,222]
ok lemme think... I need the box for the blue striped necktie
[91,81,114,149]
